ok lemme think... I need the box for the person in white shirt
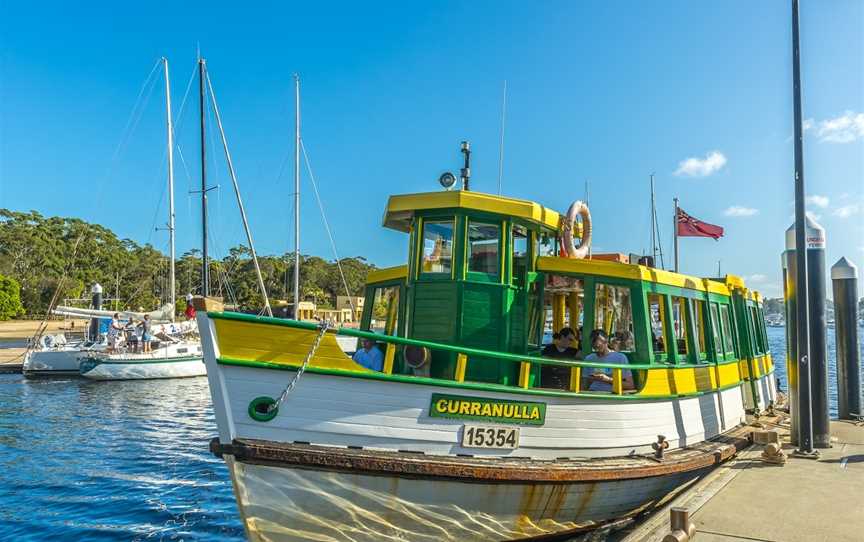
[107,313,124,353]
[584,329,635,392]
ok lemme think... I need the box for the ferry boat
[197,188,776,541]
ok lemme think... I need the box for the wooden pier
[621,417,863,542]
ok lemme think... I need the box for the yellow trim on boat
[518,361,531,389]
[366,265,408,284]
[383,343,396,375]
[537,256,734,296]
[212,318,371,373]
[455,353,468,382]
[383,191,562,232]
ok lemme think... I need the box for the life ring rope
[561,200,592,259]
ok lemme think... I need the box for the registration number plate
[461,425,520,449]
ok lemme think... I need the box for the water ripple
[0,374,243,541]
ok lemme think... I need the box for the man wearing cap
[584,329,634,392]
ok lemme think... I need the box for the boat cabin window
[536,232,556,257]
[421,220,454,275]
[749,306,764,354]
[647,294,667,357]
[694,300,708,359]
[719,304,736,355]
[594,283,634,351]
[512,225,529,284]
[670,296,689,356]
[467,221,500,276]
[543,275,584,346]
[709,303,723,357]
[757,306,769,352]
[370,285,400,334]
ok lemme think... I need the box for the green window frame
[417,217,456,280]
[465,219,502,282]
[719,304,736,357]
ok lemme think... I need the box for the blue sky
[1,1,862,298]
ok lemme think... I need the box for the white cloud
[815,111,864,143]
[805,194,829,208]
[802,118,815,131]
[724,206,759,217]
[674,151,727,178]
[748,274,768,283]
[833,204,860,218]
[806,210,822,222]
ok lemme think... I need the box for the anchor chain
[268,321,331,413]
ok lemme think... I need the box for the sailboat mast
[650,174,657,265]
[199,58,209,297]
[293,74,301,315]
[163,57,176,320]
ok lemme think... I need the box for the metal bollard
[784,218,830,448]
[831,258,862,420]
[662,507,696,542]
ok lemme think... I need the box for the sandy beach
[0,319,88,363]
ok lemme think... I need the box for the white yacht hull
[80,341,206,380]
[23,349,84,376]
[79,356,206,380]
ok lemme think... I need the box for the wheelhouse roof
[383,191,562,232]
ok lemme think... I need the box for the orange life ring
[561,200,592,259]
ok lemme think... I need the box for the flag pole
[673,197,679,273]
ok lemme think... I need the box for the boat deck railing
[210,311,761,396]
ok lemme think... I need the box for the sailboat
[80,58,205,381]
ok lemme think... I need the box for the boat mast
[163,57,176,320]
[205,72,273,317]
[293,74,301,316]
[199,58,209,297]
[673,197,679,273]
[650,174,657,265]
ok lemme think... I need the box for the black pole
[781,246,799,444]
[460,141,471,191]
[88,283,103,341]
[199,58,209,297]
[805,219,830,447]
[832,258,862,420]
[791,0,814,455]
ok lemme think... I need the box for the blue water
[767,325,864,418]
[0,375,244,541]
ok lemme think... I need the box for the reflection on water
[0,374,243,541]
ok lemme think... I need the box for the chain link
[268,321,331,413]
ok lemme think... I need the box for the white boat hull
[23,349,85,375]
[80,355,206,380]
[224,455,703,542]
[212,364,750,458]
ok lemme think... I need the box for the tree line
[0,209,377,317]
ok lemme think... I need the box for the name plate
[429,393,546,426]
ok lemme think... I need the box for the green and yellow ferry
[198,188,777,541]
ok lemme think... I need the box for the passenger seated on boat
[584,329,634,393]
[540,327,579,389]
[352,338,383,372]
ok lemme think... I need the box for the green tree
[0,275,25,320]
